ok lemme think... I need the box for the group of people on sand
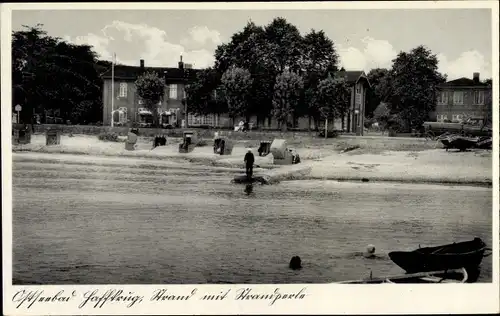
[234,121,250,132]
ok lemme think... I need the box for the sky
[11,8,494,80]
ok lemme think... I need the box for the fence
[29,124,421,141]
[31,124,319,139]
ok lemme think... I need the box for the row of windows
[437,114,464,122]
[117,83,184,99]
[187,113,216,126]
[436,114,464,122]
[437,90,485,105]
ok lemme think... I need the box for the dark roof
[441,77,489,87]
[335,70,371,87]
[102,65,200,82]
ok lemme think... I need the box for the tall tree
[272,70,304,131]
[264,17,303,73]
[185,67,226,115]
[233,25,275,125]
[214,21,264,74]
[12,24,103,124]
[301,29,338,74]
[221,66,253,125]
[316,76,350,131]
[135,71,165,128]
[301,29,339,129]
[365,68,391,118]
[214,21,275,126]
[388,45,447,130]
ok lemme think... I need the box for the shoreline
[11,133,492,187]
[303,176,493,188]
[12,149,492,187]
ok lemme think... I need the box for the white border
[2,2,499,315]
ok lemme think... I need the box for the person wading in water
[244,148,255,179]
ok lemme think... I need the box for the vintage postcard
[2,1,499,315]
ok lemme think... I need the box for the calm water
[12,153,493,284]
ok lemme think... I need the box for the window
[138,99,161,105]
[437,91,448,104]
[452,114,463,122]
[119,82,127,98]
[355,84,361,94]
[188,114,215,126]
[169,84,178,99]
[204,115,214,126]
[437,114,449,122]
[452,91,464,105]
[474,90,484,105]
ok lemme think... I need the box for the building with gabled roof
[332,70,371,135]
[433,72,492,123]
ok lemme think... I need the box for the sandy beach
[11,133,492,185]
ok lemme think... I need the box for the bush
[317,130,339,138]
[364,117,375,128]
[98,132,120,142]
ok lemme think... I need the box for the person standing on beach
[244,148,255,179]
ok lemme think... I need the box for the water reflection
[244,184,254,196]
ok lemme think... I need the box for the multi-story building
[101,56,198,127]
[334,70,371,135]
[433,72,492,123]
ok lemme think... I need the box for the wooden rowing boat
[336,268,468,284]
[388,238,490,276]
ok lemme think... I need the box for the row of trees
[12,24,109,125]
[184,18,351,131]
[182,18,463,132]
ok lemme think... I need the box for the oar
[336,268,465,284]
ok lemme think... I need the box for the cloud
[338,37,491,80]
[437,51,492,80]
[338,37,397,71]
[64,20,220,68]
[63,33,111,60]
[180,26,223,49]
[65,25,492,80]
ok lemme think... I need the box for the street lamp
[354,109,360,135]
[111,53,116,127]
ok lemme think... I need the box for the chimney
[140,59,145,68]
[473,72,480,83]
[178,55,184,70]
